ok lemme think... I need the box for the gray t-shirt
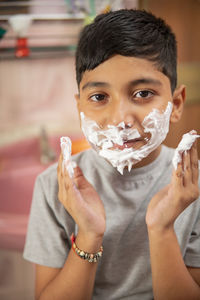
[23,145,200,300]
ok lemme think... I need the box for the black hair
[75,9,177,92]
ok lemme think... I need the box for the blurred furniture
[0,136,90,251]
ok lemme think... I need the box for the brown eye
[90,94,106,102]
[134,90,154,98]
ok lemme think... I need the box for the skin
[35,55,200,300]
[146,142,200,299]
[76,55,184,168]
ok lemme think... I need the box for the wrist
[147,223,175,238]
[76,231,104,253]
[146,217,175,234]
[147,226,178,251]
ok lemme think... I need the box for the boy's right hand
[57,154,106,242]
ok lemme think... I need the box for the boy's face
[75,55,184,168]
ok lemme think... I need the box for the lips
[112,138,143,150]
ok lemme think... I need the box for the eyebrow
[81,77,162,91]
[129,78,162,87]
[82,81,110,90]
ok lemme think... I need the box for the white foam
[172,130,200,169]
[60,137,77,178]
[80,102,173,174]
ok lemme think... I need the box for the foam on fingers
[172,130,200,170]
[60,137,77,178]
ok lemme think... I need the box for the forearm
[147,226,200,300]
[38,233,103,300]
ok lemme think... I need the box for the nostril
[124,123,133,129]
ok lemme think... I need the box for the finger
[59,170,74,215]
[57,162,65,203]
[182,150,192,187]
[57,154,64,188]
[172,153,184,188]
[57,154,60,172]
[190,140,199,184]
[57,152,64,173]
[73,166,90,190]
[63,161,74,190]
[62,165,84,213]
[58,172,64,203]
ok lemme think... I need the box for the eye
[89,93,107,102]
[134,90,154,99]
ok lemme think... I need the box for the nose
[109,100,135,128]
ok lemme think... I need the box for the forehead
[80,55,171,91]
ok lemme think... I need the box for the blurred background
[0,0,200,299]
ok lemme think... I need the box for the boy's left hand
[146,141,199,231]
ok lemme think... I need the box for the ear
[74,93,81,112]
[170,84,186,123]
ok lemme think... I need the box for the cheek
[134,106,154,126]
[78,106,109,128]
[142,99,170,118]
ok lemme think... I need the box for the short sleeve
[23,174,74,268]
[184,203,200,267]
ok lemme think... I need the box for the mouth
[112,138,144,150]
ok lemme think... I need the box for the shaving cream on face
[60,137,77,178]
[172,130,200,170]
[80,102,173,174]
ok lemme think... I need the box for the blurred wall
[0,0,200,154]
[145,0,200,62]
[143,0,200,156]
[0,56,82,147]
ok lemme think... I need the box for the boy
[23,9,200,300]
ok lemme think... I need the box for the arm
[146,140,200,300]
[36,155,106,300]
[35,233,103,300]
[147,228,200,300]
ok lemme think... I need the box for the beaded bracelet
[70,233,103,263]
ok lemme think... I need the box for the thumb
[73,166,91,190]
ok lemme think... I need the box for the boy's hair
[75,9,177,92]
